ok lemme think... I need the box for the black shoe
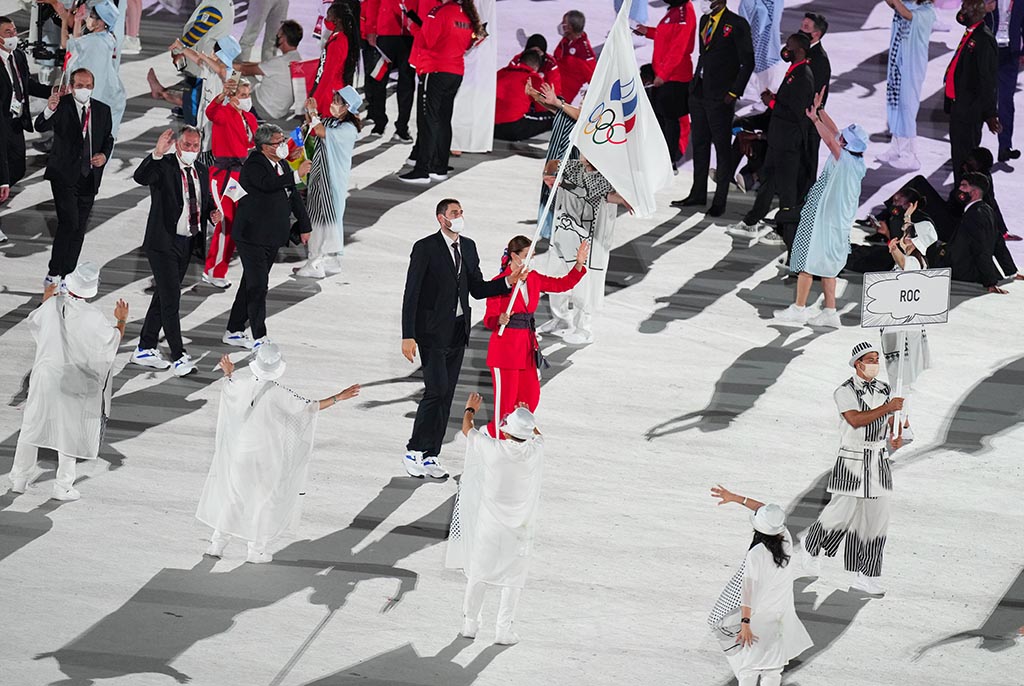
[370,125,386,136]
[392,131,413,143]
[706,203,726,217]
[398,170,432,185]
[670,195,707,208]
[998,148,1021,162]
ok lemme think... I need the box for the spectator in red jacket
[309,1,361,117]
[553,10,596,105]
[483,235,588,437]
[494,49,555,141]
[508,33,562,101]
[363,0,421,140]
[400,0,482,184]
[636,0,697,168]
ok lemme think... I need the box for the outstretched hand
[336,383,361,401]
[710,484,737,506]
[218,354,234,377]
[113,298,129,321]
[155,128,175,156]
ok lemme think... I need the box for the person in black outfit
[225,124,312,347]
[130,127,221,377]
[943,172,1023,292]
[36,68,113,287]
[672,0,753,216]
[728,33,815,246]
[944,0,1000,188]
[400,198,523,479]
[799,12,831,195]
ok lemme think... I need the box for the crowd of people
[2,0,1023,668]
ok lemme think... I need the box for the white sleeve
[834,385,859,415]
[740,551,759,608]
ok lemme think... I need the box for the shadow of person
[299,637,511,686]
[0,490,71,564]
[35,477,452,686]
[645,326,826,439]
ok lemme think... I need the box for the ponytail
[458,0,485,39]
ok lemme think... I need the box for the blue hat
[335,85,363,112]
[842,124,868,154]
[215,35,242,66]
[92,0,119,29]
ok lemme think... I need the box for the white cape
[445,429,544,588]
[19,295,120,460]
[196,372,319,542]
[450,0,496,153]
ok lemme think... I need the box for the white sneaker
[121,35,142,55]
[851,572,885,596]
[428,172,449,182]
[10,465,48,493]
[889,154,921,171]
[772,304,811,324]
[725,221,765,239]
[201,273,231,289]
[293,262,326,279]
[222,331,255,349]
[131,346,172,369]
[0,229,8,242]
[799,542,821,578]
[494,629,521,645]
[536,318,570,335]
[172,353,198,377]
[421,455,449,479]
[562,329,594,345]
[323,256,344,275]
[52,483,81,501]
[759,230,785,247]
[460,618,479,639]
[43,273,61,290]
[251,337,269,354]
[807,308,841,328]
[246,543,273,564]
[205,531,231,558]
[403,450,426,478]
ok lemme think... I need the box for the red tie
[945,28,974,100]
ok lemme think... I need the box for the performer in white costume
[196,344,360,563]
[7,263,127,502]
[446,394,544,646]
[450,0,496,154]
[708,486,813,686]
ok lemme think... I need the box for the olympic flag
[572,0,673,218]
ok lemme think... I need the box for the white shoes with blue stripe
[222,331,255,349]
[403,450,427,478]
[131,347,171,370]
[172,353,197,377]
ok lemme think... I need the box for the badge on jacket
[723,25,733,37]
[967,39,976,51]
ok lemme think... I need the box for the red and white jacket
[410,2,475,76]
[508,50,562,98]
[553,32,596,104]
[362,0,422,38]
[643,3,696,83]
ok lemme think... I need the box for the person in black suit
[36,68,113,287]
[799,12,830,195]
[944,172,1023,292]
[945,0,1001,188]
[224,124,312,348]
[728,33,815,246]
[130,127,222,377]
[672,0,753,216]
[400,198,524,479]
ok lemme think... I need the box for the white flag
[571,0,673,218]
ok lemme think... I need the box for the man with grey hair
[553,10,595,104]
[225,123,311,349]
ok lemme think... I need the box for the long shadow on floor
[0,490,70,564]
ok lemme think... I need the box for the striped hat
[849,341,881,367]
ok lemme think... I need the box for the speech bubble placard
[860,268,952,328]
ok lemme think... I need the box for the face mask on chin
[447,217,465,233]
[178,149,198,166]
[859,363,880,380]
[73,88,92,104]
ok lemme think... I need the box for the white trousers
[546,248,608,336]
[737,666,783,686]
[11,439,77,488]
[239,0,290,62]
[805,494,891,576]
[463,580,522,631]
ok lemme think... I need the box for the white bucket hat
[500,407,537,440]
[251,342,286,380]
[63,261,100,299]
[750,504,786,536]
[848,341,882,368]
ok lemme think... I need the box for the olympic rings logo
[583,104,629,145]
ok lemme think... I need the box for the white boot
[877,138,902,164]
[890,137,921,171]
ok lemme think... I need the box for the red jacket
[508,50,562,98]
[484,266,586,369]
[364,0,421,37]
[410,2,474,76]
[494,64,543,124]
[644,3,696,83]
[311,30,350,115]
[553,33,596,104]
[205,99,258,158]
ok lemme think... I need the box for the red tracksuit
[494,64,543,124]
[311,29,350,115]
[644,4,696,83]
[483,265,585,437]
[204,98,257,280]
[553,32,596,104]
[508,50,562,98]
[410,2,474,76]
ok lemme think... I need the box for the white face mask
[73,88,92,104]
[178,149,198,166]
[236,97,252,112]
[2,36,18,52]
[275,142,289,159]
[859,363,880,380]
[447,217,465,233]
[698,0,714,15]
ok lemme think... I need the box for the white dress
[18,295,121,460]
[195,371,319,543]
[449,0,496,153]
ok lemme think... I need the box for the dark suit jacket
[133,153,215,253]
[34,95,114,193]
[986,2,1024,55]
[401,232,511,348]
[232,151,312,247]
[807,42,831,105]
[0,49,51,133]
[691,10,754,100]
[946,24,998,121]
[766,62,814,150]
[948,201,1002,287]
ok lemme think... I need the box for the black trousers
[799,125,822,197]
[743,145,801,227]
[949,107,982,185]
[997,46,1017,152]
[140,235,192,359]
[494,112,555,141]
[411,72,462,175]
[688,87,736,206]
[47,175,97,277]
[407,316,467,458]
[227,241,278,340]
[5,121,27,185]
[653,80,689,166]
[369,35,416,136]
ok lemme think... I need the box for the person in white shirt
[235,19,304,121]
[238,0,290,63]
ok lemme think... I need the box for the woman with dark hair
[708,485,812,686]
[309,0,361,116]
[482,235,588,436]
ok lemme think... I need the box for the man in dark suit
[945,0,1000,188]
[672,0,753,216]
[728,33,815,246]
[130,127,221,377]
[224,123,312,348]
[988,0,1024,161]
[36,68,113,286]
[944,172,1021,292]
[400,198,523,478]
[799,12,831,194]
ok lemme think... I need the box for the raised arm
[885,0,914,21]
[710,484,765,512]
[462,392,482,436]
[317,383,360,410]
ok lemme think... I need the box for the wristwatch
[740,618,751,624]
